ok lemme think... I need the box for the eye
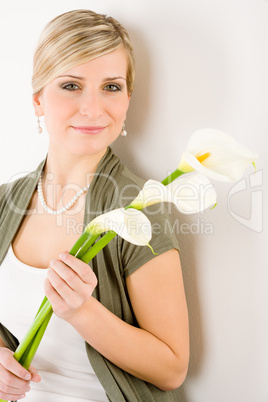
[104,83,121,92]
[61,83,80,91]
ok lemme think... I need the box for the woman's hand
[44,252,98,321]
[0,347,41,400]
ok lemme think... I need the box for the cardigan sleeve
[0,323,19,351]
[120,203,180,277]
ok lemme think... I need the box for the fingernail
[19,395,26,399]
[25,373,31,380]
[59,252,67,260]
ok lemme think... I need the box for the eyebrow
[57,75,126,81]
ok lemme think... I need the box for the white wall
[1,1,267,401]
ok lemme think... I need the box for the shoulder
[0,159,45,215]
[100,147,146,189]
[0,176,27,212]
[89,149,146,214]
[115,164,146,206]
[119,164,145,187]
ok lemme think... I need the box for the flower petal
[129,180,172,209]
[167,172,217,214]
[123,208,152,245]
[178,129,258,182]
[86,208,152,246]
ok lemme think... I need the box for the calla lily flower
[178,129,258,182]
[129,173,217,214]
[85,208,152,246]
[129,180,171,210]
[167,173,217,213]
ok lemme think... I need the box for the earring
[121,123,127,137]
[37,116,43,134]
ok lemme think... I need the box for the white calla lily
[129,180,172,210]
[85,208,152,246]
[178,129,258,182]
[167,173,217,214]
[129,175,217,214]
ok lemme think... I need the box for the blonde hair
[32,9,135,95]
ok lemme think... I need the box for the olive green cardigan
[0,148,179,401]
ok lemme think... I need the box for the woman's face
[33,48,130,157]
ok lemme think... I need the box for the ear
[32,92,44,117]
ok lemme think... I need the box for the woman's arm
[125,248,189,389]
[45,249,189,391]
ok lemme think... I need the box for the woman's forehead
[58,48,128,79]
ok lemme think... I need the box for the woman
[0,9,189,402]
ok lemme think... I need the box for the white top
[0,245,109,402]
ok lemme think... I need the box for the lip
[71,126,106,135]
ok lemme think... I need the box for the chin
[69,143,108,158]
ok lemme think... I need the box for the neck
[43,146,108,188]
[39,146,107,213]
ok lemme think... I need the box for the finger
[0,377,30,395]
[0,366,30,394]
[58,252,96,285]
[44,274,83,312]
[46,269,74,299]
[0,389,27,400]
[49,259,80,291]
[44,276,64,305]
[46,269,88,310]
[49,259,96,298]
[29,366,41,383]
[0,349,31,382]
[44,276,68,316]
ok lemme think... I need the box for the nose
[79,91,103,119]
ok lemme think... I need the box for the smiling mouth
[71,126,106,135]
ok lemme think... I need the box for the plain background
[0,1,267,401]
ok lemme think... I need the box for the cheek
[43,110,60,134]
[113,97,130,122]
[42,99,71,132]
[109,100,129,141]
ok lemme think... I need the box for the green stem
[124,204,141,210]
[13,300,52,362]
[81,231,117,264]
[20,310,53,370]
[74,234,100,259]
[18,337,35,367]
[161,168,184,186]
[36,296,49,315]
[69,231,91,256]
[20,296,48,365]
